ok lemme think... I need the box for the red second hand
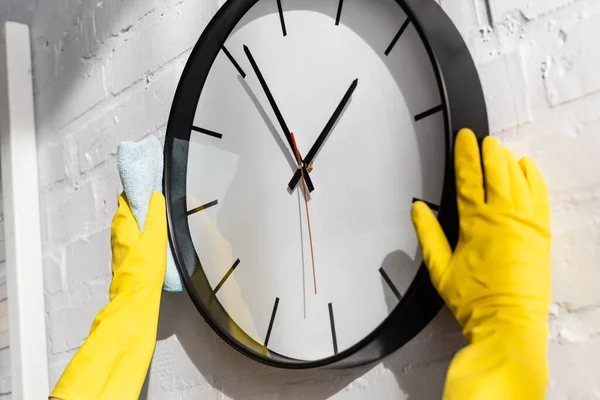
[290,133,317,295]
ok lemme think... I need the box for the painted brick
[47,350,78,389]
[29,1,106,136]
[108,0,217,93]
[551,187,600,240]
[532,119,600,191]
[480,49,533,133]
[43,181,97,244]
[37,140,69,186]
[544,12,600,107]
[550,304,600,344]
[45,273,109,315]
[29,0,89,91]
[489,0,579,24]
[47,281,109,354]
[91,160,121,228]
[77,125,119,173]
[149,336,217,397]
[548,337,600,400]
[66,228,111,289]
[111,65,185,142]
[93,0,158,42]
[76,63,183,175]
[552,224,600,309]
[48,362,67,392]
[35,47,105,136]
[43,251,66,295]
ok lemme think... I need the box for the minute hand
[243,45,315,192]
[288,78,358,191]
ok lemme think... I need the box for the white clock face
[183,0,446,361]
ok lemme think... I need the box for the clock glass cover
[166,0,453,367]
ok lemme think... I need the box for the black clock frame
[164,0,488,369]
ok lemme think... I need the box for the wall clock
[164,0,488,369]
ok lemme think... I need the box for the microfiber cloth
[117,136,183,292]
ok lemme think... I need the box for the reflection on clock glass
[182,0,446,361]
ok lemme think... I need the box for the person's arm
[50,192,167,400]
[412,129,551,400]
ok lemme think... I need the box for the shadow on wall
[145,251,464,399]
[383,307,465,399]
[380,250,465,400]
[149,291,369,399]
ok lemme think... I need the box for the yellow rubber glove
[412,129,551,400]
[50,192,167,400]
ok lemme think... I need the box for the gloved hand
[412,129,551,400]
[50,192,167,400]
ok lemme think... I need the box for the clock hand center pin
[290,132,317,295]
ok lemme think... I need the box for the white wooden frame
[0,22,49,399]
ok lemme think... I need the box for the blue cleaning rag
[117,136,183,292]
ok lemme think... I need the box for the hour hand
[288,79,358,191]
[243,45,315,192]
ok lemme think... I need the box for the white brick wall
[0,0,599,398]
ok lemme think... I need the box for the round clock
[164,0,488,369]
